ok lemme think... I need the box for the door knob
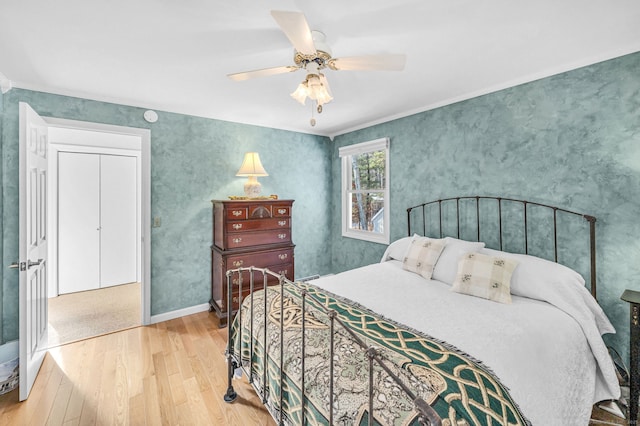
[8,262,25,271]
[27,259,42,269]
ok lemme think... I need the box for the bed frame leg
[224,354,238,403]
[224,271,238,403]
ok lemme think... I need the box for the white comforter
[311,260,619,426]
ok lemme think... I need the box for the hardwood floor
[0,311,628,425]
[0,312,275,425]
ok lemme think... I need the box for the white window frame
[339,137,390,244]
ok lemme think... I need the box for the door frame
[44,117,151,325]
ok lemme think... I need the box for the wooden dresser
[210,199,294,326]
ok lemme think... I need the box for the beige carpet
[47,282,141,347]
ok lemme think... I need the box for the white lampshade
[236,152,268,198]
[236,152,268,177]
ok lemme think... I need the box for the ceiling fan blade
[228,65,299,81]
[270,10,316,55]
[328,54,406,71]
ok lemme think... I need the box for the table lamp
[236,152,268,198]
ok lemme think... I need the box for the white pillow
[380,234,419,262]
[432,237,485,284]
[402,237,446,280]
[451,252,518,304]
[479,247,614,336]
[480,248,584,296]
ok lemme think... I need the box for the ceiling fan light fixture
[315,73,333,106]
[292,73,333,107]
[229,10,406,126]
[313,86,332,106]
[306,73,322,91]
[290,80,309,105]
[290,72,333,108]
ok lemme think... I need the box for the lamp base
[243,176,262,198]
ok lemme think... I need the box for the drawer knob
[278,220,287,226]
[278,208,287,214]
[232,237,242,244]
[232,296,239,304]
[232,223,243,230]
[278,234,286,239]
[278,253,288,260]
[232,260,244,267]
[279,270,288,276]
[232,210,243,217]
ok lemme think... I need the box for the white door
[58,152,137,293]
[100,154,137,287]
[58,152,101,294]
[18,102,49,401]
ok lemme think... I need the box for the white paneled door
[58,152,100,294]
[58,152,137,294]
[18,102,49,401]
[100,155,137,287]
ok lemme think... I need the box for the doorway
[44,118,151,347]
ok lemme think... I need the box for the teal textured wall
[0,89,332,342]
[330,52,640,358]
[2,52,638,361]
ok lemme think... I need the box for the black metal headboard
[406,196,597,298]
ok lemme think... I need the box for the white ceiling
[2,0,640,138]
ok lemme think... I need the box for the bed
[223,196,620,425]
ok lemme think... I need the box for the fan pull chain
[310,101,316,126]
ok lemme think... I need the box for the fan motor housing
[293,50,332,70]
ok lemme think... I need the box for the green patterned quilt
[229,281,529,426]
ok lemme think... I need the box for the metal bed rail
[406,196,597,298]
[223,266,442,426]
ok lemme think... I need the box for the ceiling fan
[228,10,406,126]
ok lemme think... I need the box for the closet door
[100,155,137,287]
[58,152,100,294]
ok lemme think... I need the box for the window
[339,138,390,244]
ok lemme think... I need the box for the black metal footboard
[223,266,442,426]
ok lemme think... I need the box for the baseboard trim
[149,303,210,325]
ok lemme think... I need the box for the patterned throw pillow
[402,237,446,280]
[451,252,519,304]
[432,237,485,284]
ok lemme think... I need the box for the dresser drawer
[226,229,291,249]
[225,207,248,220]
[226,248,293,269]
[273,205,291,217]
[226,218,290,233]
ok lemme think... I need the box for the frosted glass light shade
[290,73,333,107]
[291,82,309,105]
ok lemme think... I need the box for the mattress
[310,260,619,425]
